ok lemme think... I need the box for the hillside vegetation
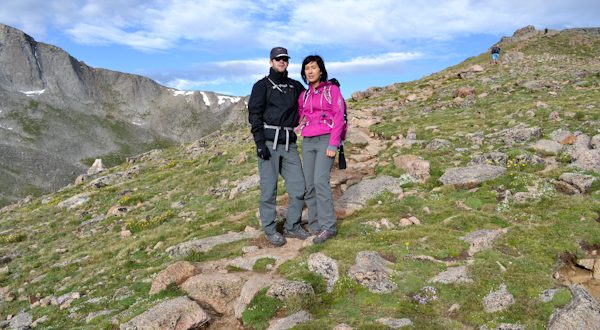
[0,26,598,329]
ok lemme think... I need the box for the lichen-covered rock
[439,165,506,188]
[120,297,209,330]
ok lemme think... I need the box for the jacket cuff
[253,131,266,144]
[327,145,338,152]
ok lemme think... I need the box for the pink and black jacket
[297,81,345,150]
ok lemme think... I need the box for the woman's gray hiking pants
[302,134,336,234]
[258,141,305,236]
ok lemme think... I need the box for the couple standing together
[248,47,345,247]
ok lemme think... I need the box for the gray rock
[180,273,244,315]
[483,284,515,313]
[229,174,260,200]
[532,139,563,155]
[336,176,404,214]
[462,229,507,256]
[488,125,542,145]
[166,229,261,257]
[120,296,209,330]
[87,159,104,175]
[495,323,525,330]
[426,138,451,150]
[308,252,339,293]
[429,266,473,284]
[540,289,559,303]
[266,280,315,301]
[56,193,90,209]
[559,173,595,194]
[469,152,508,166]
[348,251,397,293]
[8,312,32,330]
[550,129,573,142]
[439,165,506,187]
[267,310,311,330]
[591,134,600,149]
[548,284,600,330]
[85,310,112,323]
[554,181,581,195]
[234,275,271,319]
[376,317,413,328]
[333,323,354,330]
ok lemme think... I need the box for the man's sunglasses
[273,57,289,62]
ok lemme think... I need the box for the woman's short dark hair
[300,55,328,84]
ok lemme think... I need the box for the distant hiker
[297,55,345,244]
[491,46,501,64]
[248,47,310,247]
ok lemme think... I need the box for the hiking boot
[265,232,286,247]
[283,227,310,240]
[313,230,336,244]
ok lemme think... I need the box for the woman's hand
[326,149,336,158]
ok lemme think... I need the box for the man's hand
[256,142,271,160]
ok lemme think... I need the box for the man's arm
[248,80,267,142]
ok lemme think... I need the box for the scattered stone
[470,64,484,72]
[406,128,417,140]
[488,125,542,145]
[399,218,413,226]
[448,303,460,313]
[57,193,90,209]
[483,284,515,313]
[429,266,473,284]
[8,311,32,330]
[308,253,339,293]
[426,138,451,150]
[333,324,354,330]
[540,289,559,303]
[547,284,600,330]
[180,273,244,314]
[229,174,260,200]
[87,159,104,175]
[549,111,561,121]
[150,261,197,294]
[553,181,581,195]
[495,323,525,330]
[267,310,311,330]
[119,296,209,330]
[242,246,259,254]
[120,230,132,238]
[348,251,397,293]
[453,86,475,98]
[266,280,315,301]
[531,139,563,155]
[461,229,507,256]
[439,165,506,188]
[376,317,413,329]
[551,129,572,142]
[559,173,595,194]
[591,134,600,149]
[336,176,404,215]
[170,201,185,209]
[233,275,271,319]
[576,259,596,270]
[411,286,438,304]
[394,155,430,182]
[85,310,112,323]
[166,230,261,257]
[30,315,48,327]
[107,205,128,217]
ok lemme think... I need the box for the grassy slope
[0,29,599,329]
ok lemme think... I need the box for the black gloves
[256,141,271,160]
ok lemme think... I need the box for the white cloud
[3,0,599,51]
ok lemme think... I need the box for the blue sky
[2,1,599,97]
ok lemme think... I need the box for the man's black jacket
[248,68,305,145]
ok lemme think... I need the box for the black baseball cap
[270,47,289,60]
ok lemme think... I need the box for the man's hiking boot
[283,227,310,240]
[313,230,336,244]
[265,232,286,247]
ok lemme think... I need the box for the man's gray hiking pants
[258,141,305,236]
[302,134,336,234]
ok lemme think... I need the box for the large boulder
[547,284,600,330]
[180,273,244,315]
[348,251,397,293]
[394,155,430,182]
[308,253,339,293]
[120,297,209,330]
[336,176,404,215]
[150,261,197,294]
[439,165,506,188]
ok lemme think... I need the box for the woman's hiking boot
[313,230,336,244]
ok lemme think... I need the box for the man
[491,46,501,64]
[248,47,310,246]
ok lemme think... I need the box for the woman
[297,55,345,244]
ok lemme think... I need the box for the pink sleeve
[328,85,345,147]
